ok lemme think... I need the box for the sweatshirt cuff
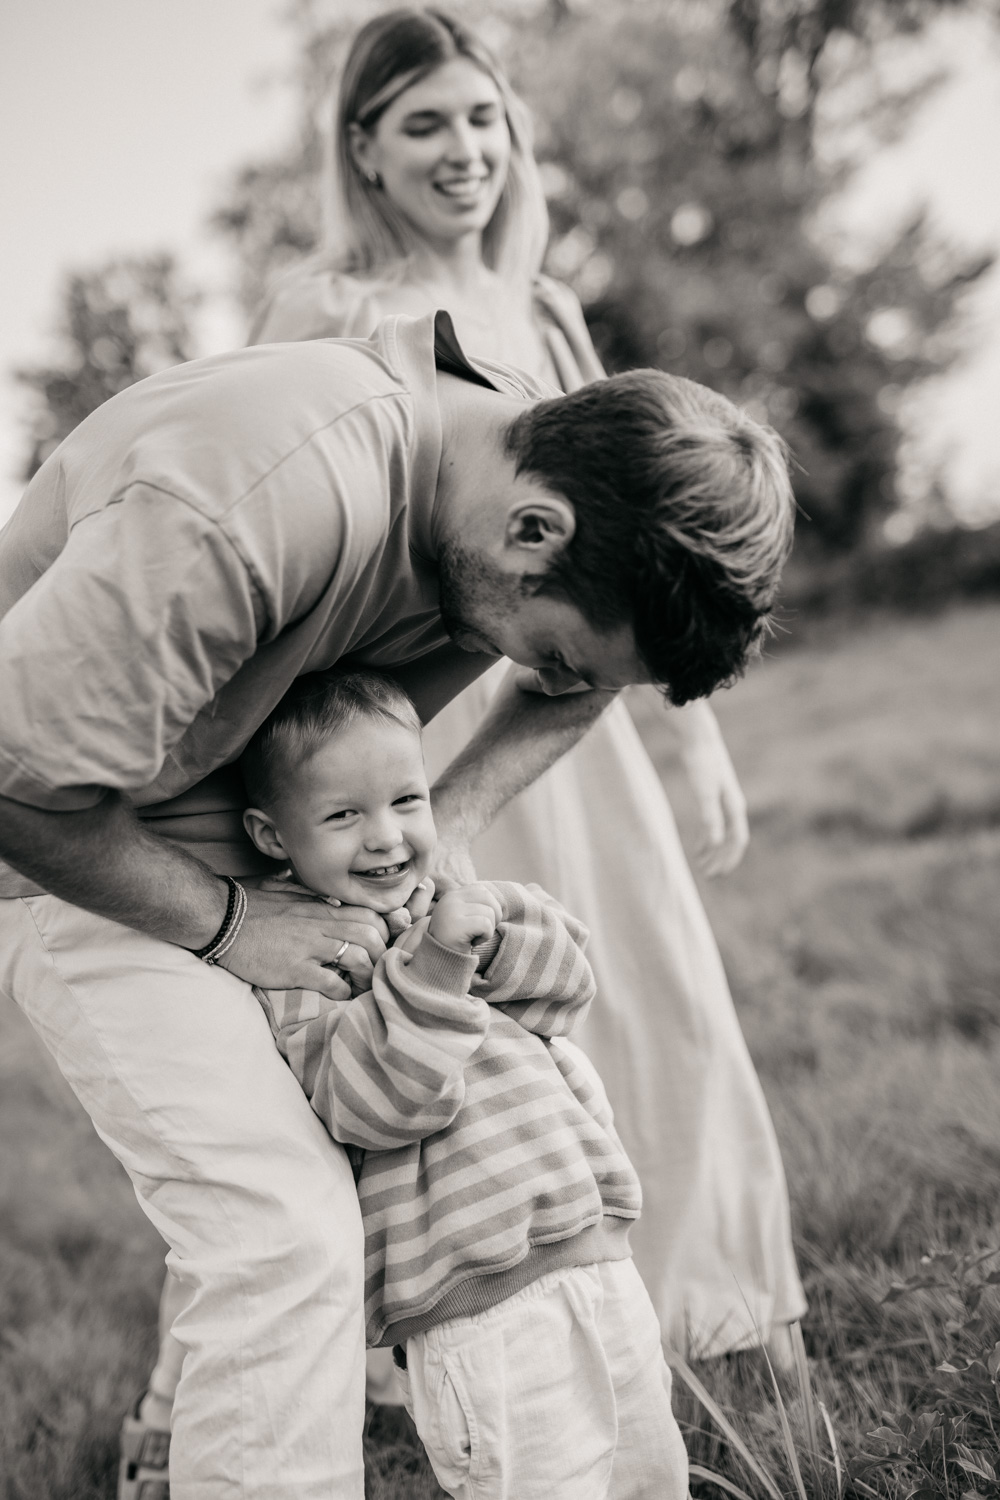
[405,933,480,996]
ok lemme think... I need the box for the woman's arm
[663,698,750,877]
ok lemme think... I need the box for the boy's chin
[350,877,423,916]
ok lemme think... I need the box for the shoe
[118,1394,170,1500]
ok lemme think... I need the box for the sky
[1,2,999,530]
[0,0,297,521]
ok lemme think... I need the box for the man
[0,311,793,1498]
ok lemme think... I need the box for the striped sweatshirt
[256,881,642,1349]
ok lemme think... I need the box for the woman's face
[351,57,511,255]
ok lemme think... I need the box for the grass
[2,599,999,1497]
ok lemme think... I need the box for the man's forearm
[0,791,227,948]
[430,668,614,845]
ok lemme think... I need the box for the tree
[16,254,199,480]
[211,0,993,560]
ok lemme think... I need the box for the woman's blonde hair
[323,7,548,287]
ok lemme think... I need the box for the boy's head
[242,670,435,913]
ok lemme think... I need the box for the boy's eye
[393,794,423,807]
[325,809,355,822]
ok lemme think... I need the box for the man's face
[438,542,649,694]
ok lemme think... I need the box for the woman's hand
[670,701,749,878]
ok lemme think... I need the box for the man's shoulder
[49,337,415,526]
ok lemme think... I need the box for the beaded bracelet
[191,877,248,965]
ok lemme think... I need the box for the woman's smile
[352,58,511,250]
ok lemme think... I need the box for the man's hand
[671,700,749,878]
[428,839,477,892]
[222,880,390,1000]
[428,884,502,953]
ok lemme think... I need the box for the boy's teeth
[362,863,403,877]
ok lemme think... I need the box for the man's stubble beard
[437,539,538,656]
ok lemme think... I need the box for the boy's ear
[243,807,287,862]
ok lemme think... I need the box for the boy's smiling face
[244,716,436,913]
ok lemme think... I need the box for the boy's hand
[392,913,431,959]
[428,884,502,953]
[384,878,436,938]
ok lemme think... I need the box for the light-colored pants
[0,895,366,1500]
[396,1259,690,1500]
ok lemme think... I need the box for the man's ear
[503,495,576,562]
[243,807,288,862]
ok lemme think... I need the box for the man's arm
[0,791,388,1000]
[429,666,614,884]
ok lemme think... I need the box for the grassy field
[1,600,998,1498]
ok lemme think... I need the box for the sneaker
[118,1394,170,1500]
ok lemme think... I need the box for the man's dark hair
[242,669,421,811]
[505,369,795,704]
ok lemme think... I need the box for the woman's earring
[366,168,382,189]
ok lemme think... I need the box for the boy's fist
[428,884,502,953]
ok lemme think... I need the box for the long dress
[251,267,806,1355]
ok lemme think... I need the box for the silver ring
[334,939,349,964]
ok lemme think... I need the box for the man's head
[438,368,795,704]
[242,671,435,912]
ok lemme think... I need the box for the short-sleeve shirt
[0,312,549,894]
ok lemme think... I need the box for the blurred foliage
[211,0,995,561]
[15,255,199,481]
[784,514,1000,616]
[13,0,997,570]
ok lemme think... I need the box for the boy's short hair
[505,370,796,704]
[242,669,421,811]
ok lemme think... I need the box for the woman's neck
[407,235,494,300]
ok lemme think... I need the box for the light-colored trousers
[0,895,366,1500]
[397,1260,690,1500]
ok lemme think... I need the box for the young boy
[241,668,689,1500]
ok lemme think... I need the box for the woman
[253,7,805,1356]
[122,10,804,1490]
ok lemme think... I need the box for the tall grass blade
[817,1400,844,1498]
[688,1462,757,1499]
[758,1339,809,1500]
[669,1355,785,1500]
[789,1320,824,1496]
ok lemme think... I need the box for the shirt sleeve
[248,268,371,345]
[0,483,265,809]
[470,881,596,1038]
[257,935,487,1151]
[532,275,607,388]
